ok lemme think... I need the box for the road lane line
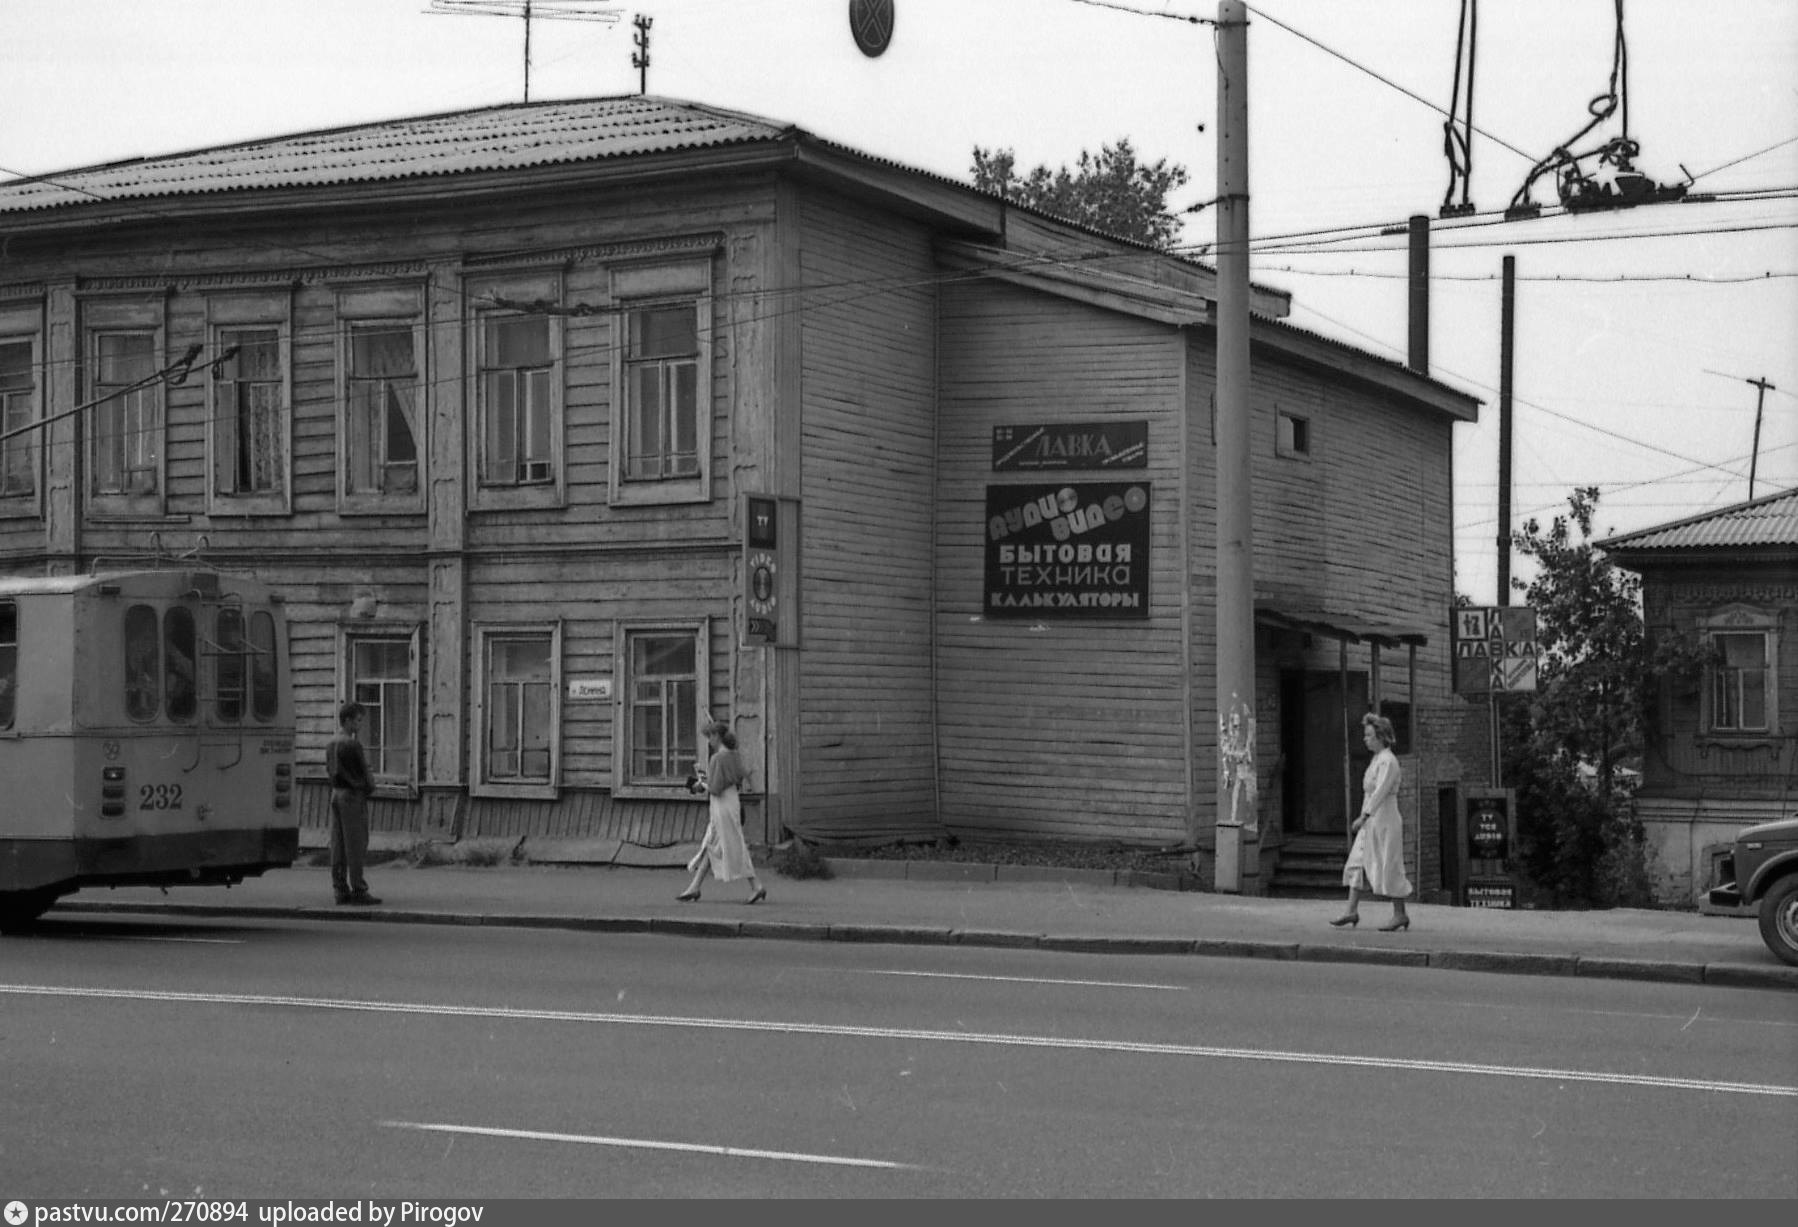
[833,969,1188,991]
[381,1120,918,1169]
[5,982,1794,1099]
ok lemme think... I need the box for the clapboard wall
[935,278,1192,844]
[790,187,942,841]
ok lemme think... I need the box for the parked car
[1708,816,1798,967]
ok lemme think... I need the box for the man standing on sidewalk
[326,700,381,906]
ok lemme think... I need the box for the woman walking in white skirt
[677,717,767,905]
[1331,712,1412,931]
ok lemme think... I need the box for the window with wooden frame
[84,299,166,517]
[468,271,564,509]
[1276,409,1312,459]
[615,620,708,794]
[208,295,292,515]
[0,332,38,506]
[345,629,420,790]
[336,284,425,514]
[608,260,713,506]
[1700,606,1779,737]
[473,622,562,797]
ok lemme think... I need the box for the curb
[47,898,1798,993]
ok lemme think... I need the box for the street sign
[1453,606,1538,694]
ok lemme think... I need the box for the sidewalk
[48,840,1798,993]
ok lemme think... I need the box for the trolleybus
[0,568,296,930]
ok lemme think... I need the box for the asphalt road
[4,913,1795,1199]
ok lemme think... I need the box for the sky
[2,0,1794,604]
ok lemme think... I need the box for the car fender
[1745,848,1798,903]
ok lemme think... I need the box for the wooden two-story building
[1601,486,1798,904]
[0,96,1479,887]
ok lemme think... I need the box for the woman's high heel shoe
[1328,914,1359,928]
[676,889,701,902]
[746,887,767,905]
[1378,916,1411,932]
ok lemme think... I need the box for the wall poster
[984,482,1151,619]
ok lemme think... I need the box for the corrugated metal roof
[1599,486,1798,552]
[0,96,794,213]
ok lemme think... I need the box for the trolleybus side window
[125,604,160,721]
[217,607,246,722]
[0,601,15,729]
[166,606,197,723]
[250,610,278,722]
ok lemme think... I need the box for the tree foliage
[970,139,1190,250]
[1500,488,1707,905]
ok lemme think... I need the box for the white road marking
[381,1120,917,1169]
[835,968,1187,991]
[4,982,1794,1099]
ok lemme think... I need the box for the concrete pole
[1214,0,1256,893]
[1408,215,1430,374]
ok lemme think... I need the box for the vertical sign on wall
[744,495,800,646]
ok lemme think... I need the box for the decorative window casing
[337,284,426,514]
[614,619,709,796]
[343,627,420,792]
[608,260,713,506]
[83,298,166,518]
[208,294,293,515]
[472,622,562,798]
[0,301,42,514]
[1701,604,1779,737]
[468,272,564,511]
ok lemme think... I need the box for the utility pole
[1703,370,1778,499]
[633,14,653,95]
[1213,0,1256,894]
[1497,254,1515,603]
[1745,376,1774,499]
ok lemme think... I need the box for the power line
[1242,1,1539,165]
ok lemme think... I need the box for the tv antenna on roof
[427,0,624,103]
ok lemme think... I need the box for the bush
[767,840,833,880]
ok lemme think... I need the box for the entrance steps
[1268,835,1348,898]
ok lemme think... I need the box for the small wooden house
[0,97,1478,887]
[1600,486,1798,904]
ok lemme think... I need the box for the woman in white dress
[1331,712,1413,931]
[677,717,767,905]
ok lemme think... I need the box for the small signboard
[1466,884,1515,909]
[1454,605,1538,694]
[992,421,1148,472]
[567,679,611,701]
[984,482,1150,619]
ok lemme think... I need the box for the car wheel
[1757,874,1798,968]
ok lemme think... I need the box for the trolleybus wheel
[0,888,62,934]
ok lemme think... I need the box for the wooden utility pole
[1746,376,1775,499]
[1213,0,1256,893]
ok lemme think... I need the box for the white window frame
[467,271,564,512]
[612,618,710,798]
[207,294,293,515]
[608,259,713,507]
[340,625,422,795]
[471,620,563,799]
[82,297,166,519]
[0,303,42,517]
[336,284,427,515]
[1700,604,1779,737]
